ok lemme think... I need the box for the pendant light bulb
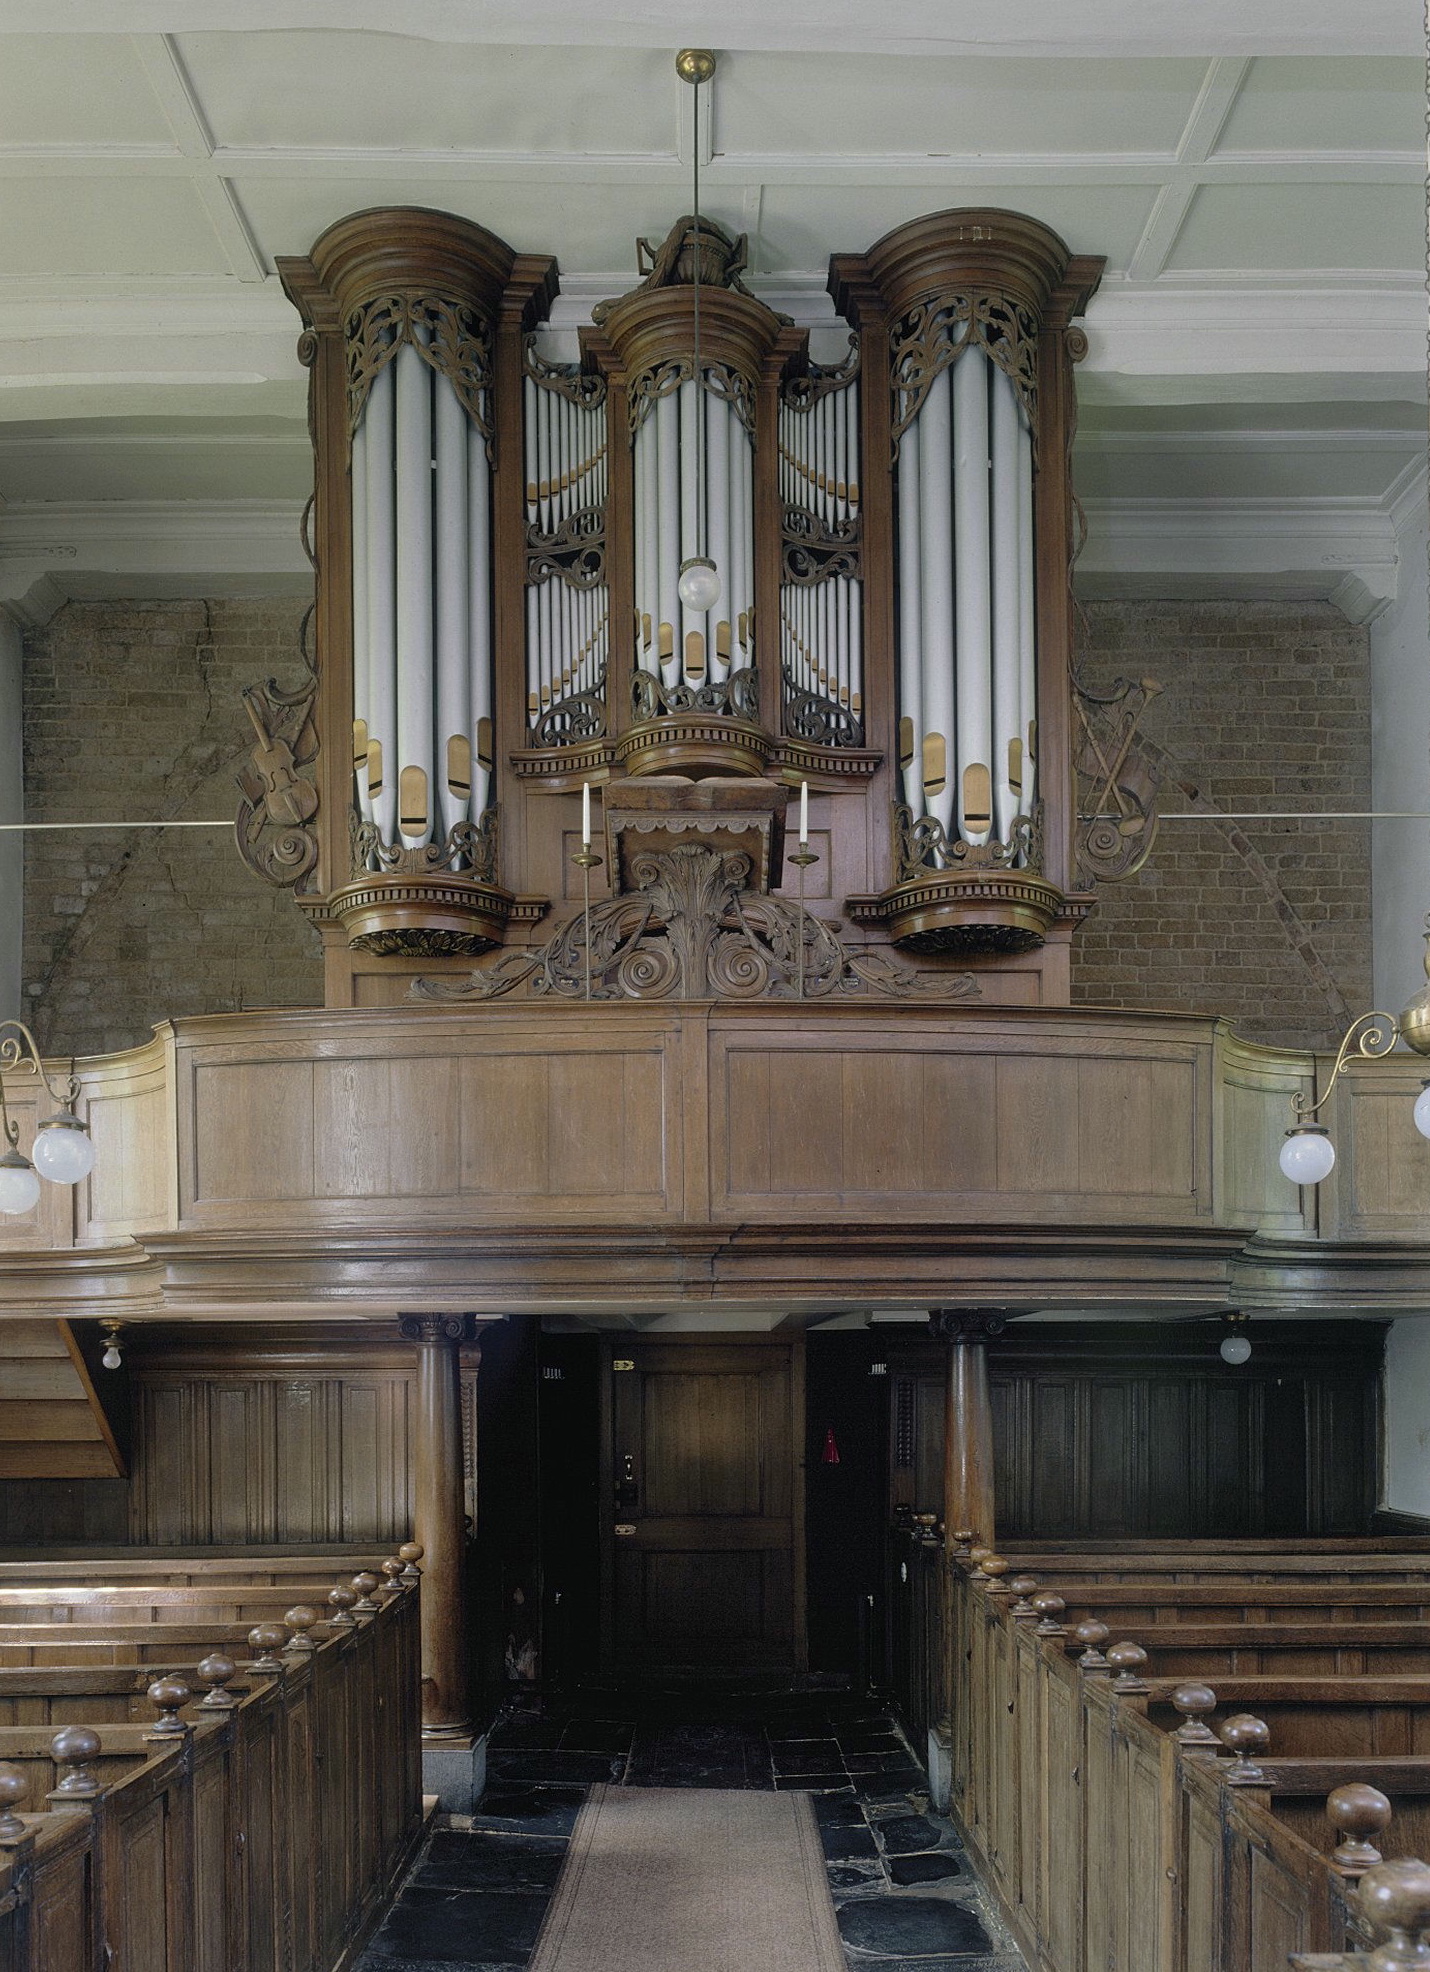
[1278,1124,1336,1186]
[1414,1081,1430,1141]
[678,557,721,612]
[32,1111,95,1184]
[0,1150,40,1216]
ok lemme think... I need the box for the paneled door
[602,1337,805,1670]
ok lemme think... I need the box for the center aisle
[356,1683,1027,1972]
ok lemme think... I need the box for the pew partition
[946,1549,1430,1972]
[0,1564,423,1972]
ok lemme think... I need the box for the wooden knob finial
[1107,1641,1149,1693]
[398,1542,424,1583]
[1031,1593,1067,1635]
[146,1678,192,1739]
[1355,1857,1430,1960]
[327,1586,358,1629]
[1170,1683,1220,1755]
[0,1762,27,1841]
[979,1556,1012,1592]
[283,1606,318,1655]
[1073,1619,1110,1670]
[197,1653,238,1709]
[1220,1713,1270,1783]
[351,1572,381,1614]
[50,1726,101,1799]
[1008,1577,1039,1617]
[247,1623,290,1671]
[379,1559,406,1597]
[951,1529,975,1559]
[1328,1782,1393,1876]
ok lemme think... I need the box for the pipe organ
[269,202,1104,1004]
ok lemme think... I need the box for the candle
[799,779,809,846]
[582,781,591,848]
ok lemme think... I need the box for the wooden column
[400,1313,472,1740]
[931,1309,1006,1548]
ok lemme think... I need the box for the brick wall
[1070,600,1372,1051]
[22,598,323,1058]
[19,595,1371,1057]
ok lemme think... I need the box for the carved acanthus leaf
[889,291,1039,460]
[410,843,981,1006]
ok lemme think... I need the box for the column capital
[929,1308,1008,1345]
[399,1314,473,1345]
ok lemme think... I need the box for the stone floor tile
[365,1886,549,1966]
[837,1895,993,1958]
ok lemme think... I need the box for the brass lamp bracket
[1292,1009,1402,1122]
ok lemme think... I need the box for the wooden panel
[83,1074,171,1239]
[712,1020,1207,1222]
[314,1055,463,1197]
[191,1060,315,1201]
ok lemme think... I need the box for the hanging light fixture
[100,1319,124,1372]
[674,47,722,615]
[0,1020,96,1215]
[1277,920,1430,1186]
[1218,1313,1252,1366]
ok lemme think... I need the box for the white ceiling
[0,25,1423,617]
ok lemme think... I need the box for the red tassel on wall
[821,1425,841,1465]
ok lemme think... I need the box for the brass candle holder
[788,842,819,1000]
[571,843,604,1001]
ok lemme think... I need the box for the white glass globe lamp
[1278,1124,1336,1186]
[32,1112,95,1184]
[0,1149,41,1216]
[1414,1082,1430,1142]
[1219,1333,1252,1366]
[677,556,721,611]
[101,1341,122,1370]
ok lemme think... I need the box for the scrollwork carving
[351,807,500,885]
[1073,675,1164,884]
[781,335,861,410]
[781,667,864,749]
[410,843,980,1006]
[345,294,494,446]
[522,339,607,409]
[526,506,606,589]
[781,505,862,586]
[530,675,608,749]
[893,802,1040,884]
[631,666,760,725]
[627,357,756,439]
[889,291,1039,460]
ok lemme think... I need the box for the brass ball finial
[676,49,717,86]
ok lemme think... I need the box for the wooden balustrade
[0,1556,423,1972]
[945,1545,1430,1972]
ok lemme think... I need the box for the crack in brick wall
[22,598,323,1057]
[1070,600,1372,1051]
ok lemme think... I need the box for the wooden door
[602,1337,805,1670]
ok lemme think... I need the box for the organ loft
[0,26,1425,1972]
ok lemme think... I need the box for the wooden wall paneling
[79,1037,175,1244]
[0,1083,74,1255]
[1214,1030,1314,1236]
[1324,1058,1430,1239]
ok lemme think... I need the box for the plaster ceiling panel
[0,35,177,145]
[712,53,1205,159]
[0,179,232,277]
[236,175,697,273]
[1071,434,1421,503]
[1166,183,1424,273]
[0,419,311,504]
[754,184,1157,276]
[178,31,676,155]
[1215,57,1423,153]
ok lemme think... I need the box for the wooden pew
[947,1552,1430,1972]
[0,1567,423,1972]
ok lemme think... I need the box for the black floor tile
[469,1785,586,1837]
[820,1823,880,1860]
[367,1886,550,1965]
[559,1719,634,1754]
[837,1895,993,1958]
[887,1853,964,1887]
[413,1832,566,1896]
[876,1814,947,1856]
[485,1750,622,1786]
[812,1789,864,1826]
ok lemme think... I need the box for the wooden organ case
[265,203,1105,1007]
